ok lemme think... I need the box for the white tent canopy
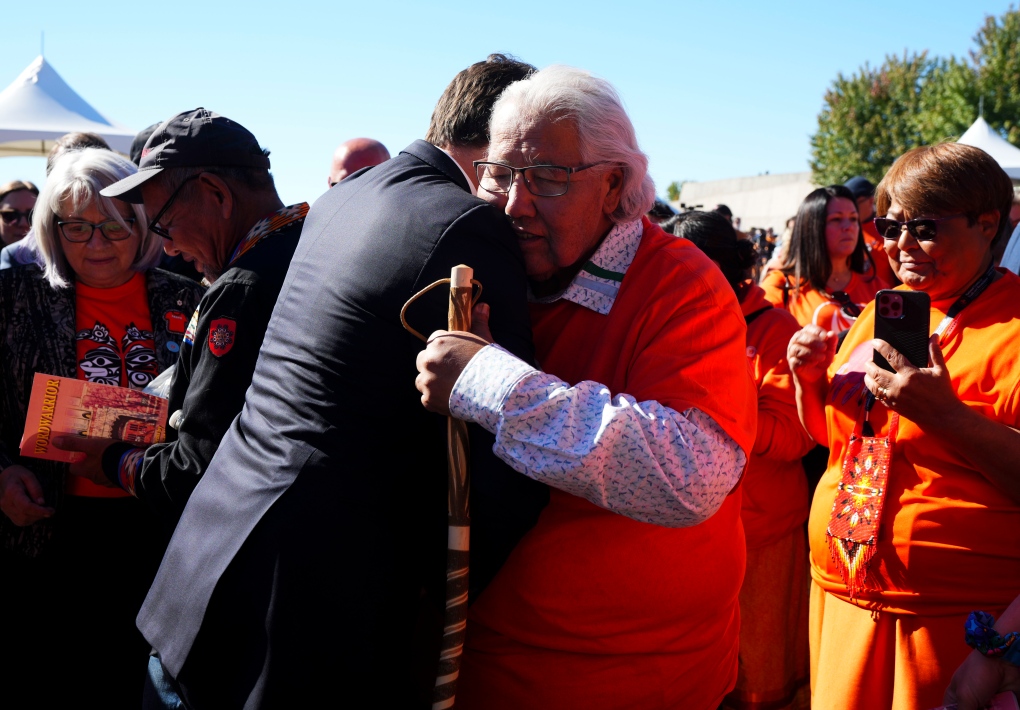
[0,56,134,158]
[957,116,1020,180]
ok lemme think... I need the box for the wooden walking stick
[400,265,480,709]
[433,264,473,709]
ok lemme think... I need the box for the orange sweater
[460,220,758,710]
[809,271,1020,615]
[740,283,814,548]
[761,268,886,329]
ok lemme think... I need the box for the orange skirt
[809,582,997,709]
[722,527,810,710]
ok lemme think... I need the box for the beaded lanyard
[827,264,998,600]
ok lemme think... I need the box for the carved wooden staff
[400,265,479,708]
[432,264,473,710]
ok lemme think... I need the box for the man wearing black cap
[61,108,309,528]
[136,55,546,708]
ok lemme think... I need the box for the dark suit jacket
[0,266,203,556]
[138,141,548,708]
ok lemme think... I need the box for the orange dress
[458,220,758,710]
[722,284,814,710]
[761,268,886,330]
[809,272,1020,709]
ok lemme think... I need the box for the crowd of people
[0,53,1019,710]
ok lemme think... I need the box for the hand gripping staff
[401,265,480,709]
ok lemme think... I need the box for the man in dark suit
[138,54,547,709]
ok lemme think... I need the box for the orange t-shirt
[761,268,886,330]
[71,272,156,497]
[740,283,814,548]
[809,271,1020,615]
[460,220,758,710]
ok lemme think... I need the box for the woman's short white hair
[34,148,162,289]
[489,65,656,224]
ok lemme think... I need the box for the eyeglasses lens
[526,167,570,197]
[60,219,134,242]
[911,220,937,241]
[477,164,512,194]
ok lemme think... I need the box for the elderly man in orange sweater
[415,65,757,709]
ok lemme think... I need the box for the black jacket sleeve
[129,279,272,525]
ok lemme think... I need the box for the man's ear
[601,166,625,218]
[199,172,234,220]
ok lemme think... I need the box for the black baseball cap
[843,176,875,200]
[101,108,270,203]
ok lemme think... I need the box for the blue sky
[1,1,1014,206]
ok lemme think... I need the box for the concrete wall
[675,172,818,233]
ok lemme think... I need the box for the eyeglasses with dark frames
[147,173,202,240]
[874,213,968,242]
[57,218,136,243]
[473,161,600,198]
[0,209,33,225]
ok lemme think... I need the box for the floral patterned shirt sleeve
[450,343,747,528]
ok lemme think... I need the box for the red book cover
[19,373,169,463]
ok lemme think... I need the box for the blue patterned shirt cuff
[449,344,539,433]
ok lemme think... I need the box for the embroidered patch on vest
[208,318,236,357]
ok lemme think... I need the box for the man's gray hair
[489,65,656,223]
[35,148,162,289]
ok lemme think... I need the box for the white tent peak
[957,116,1020,180]
[0,55,135,158]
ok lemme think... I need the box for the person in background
[845,175,897,285]
[417,65,756,710]
[647,197,677,223]
[762,185,885,332]
[788,142,1020,709]
[131,123,160,166]
[679,210,814,710]
[943,592,1020,710]
[0,180,38,247]
[0,148,203,705]
[327,137,390,187]
[2,132,111,270]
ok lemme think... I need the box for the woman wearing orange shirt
[0,149,202,705]
[787,143,1020,709]
[762,185,886,330]
[681,211,815,710]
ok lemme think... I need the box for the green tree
[810,52,948,185]
[811,7,1020,186]
[665,180,682,202]
[972,8,1020,144]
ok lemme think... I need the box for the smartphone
[874,290,931,372]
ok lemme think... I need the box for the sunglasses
[874,213,967,242]
[0,209,33,225]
